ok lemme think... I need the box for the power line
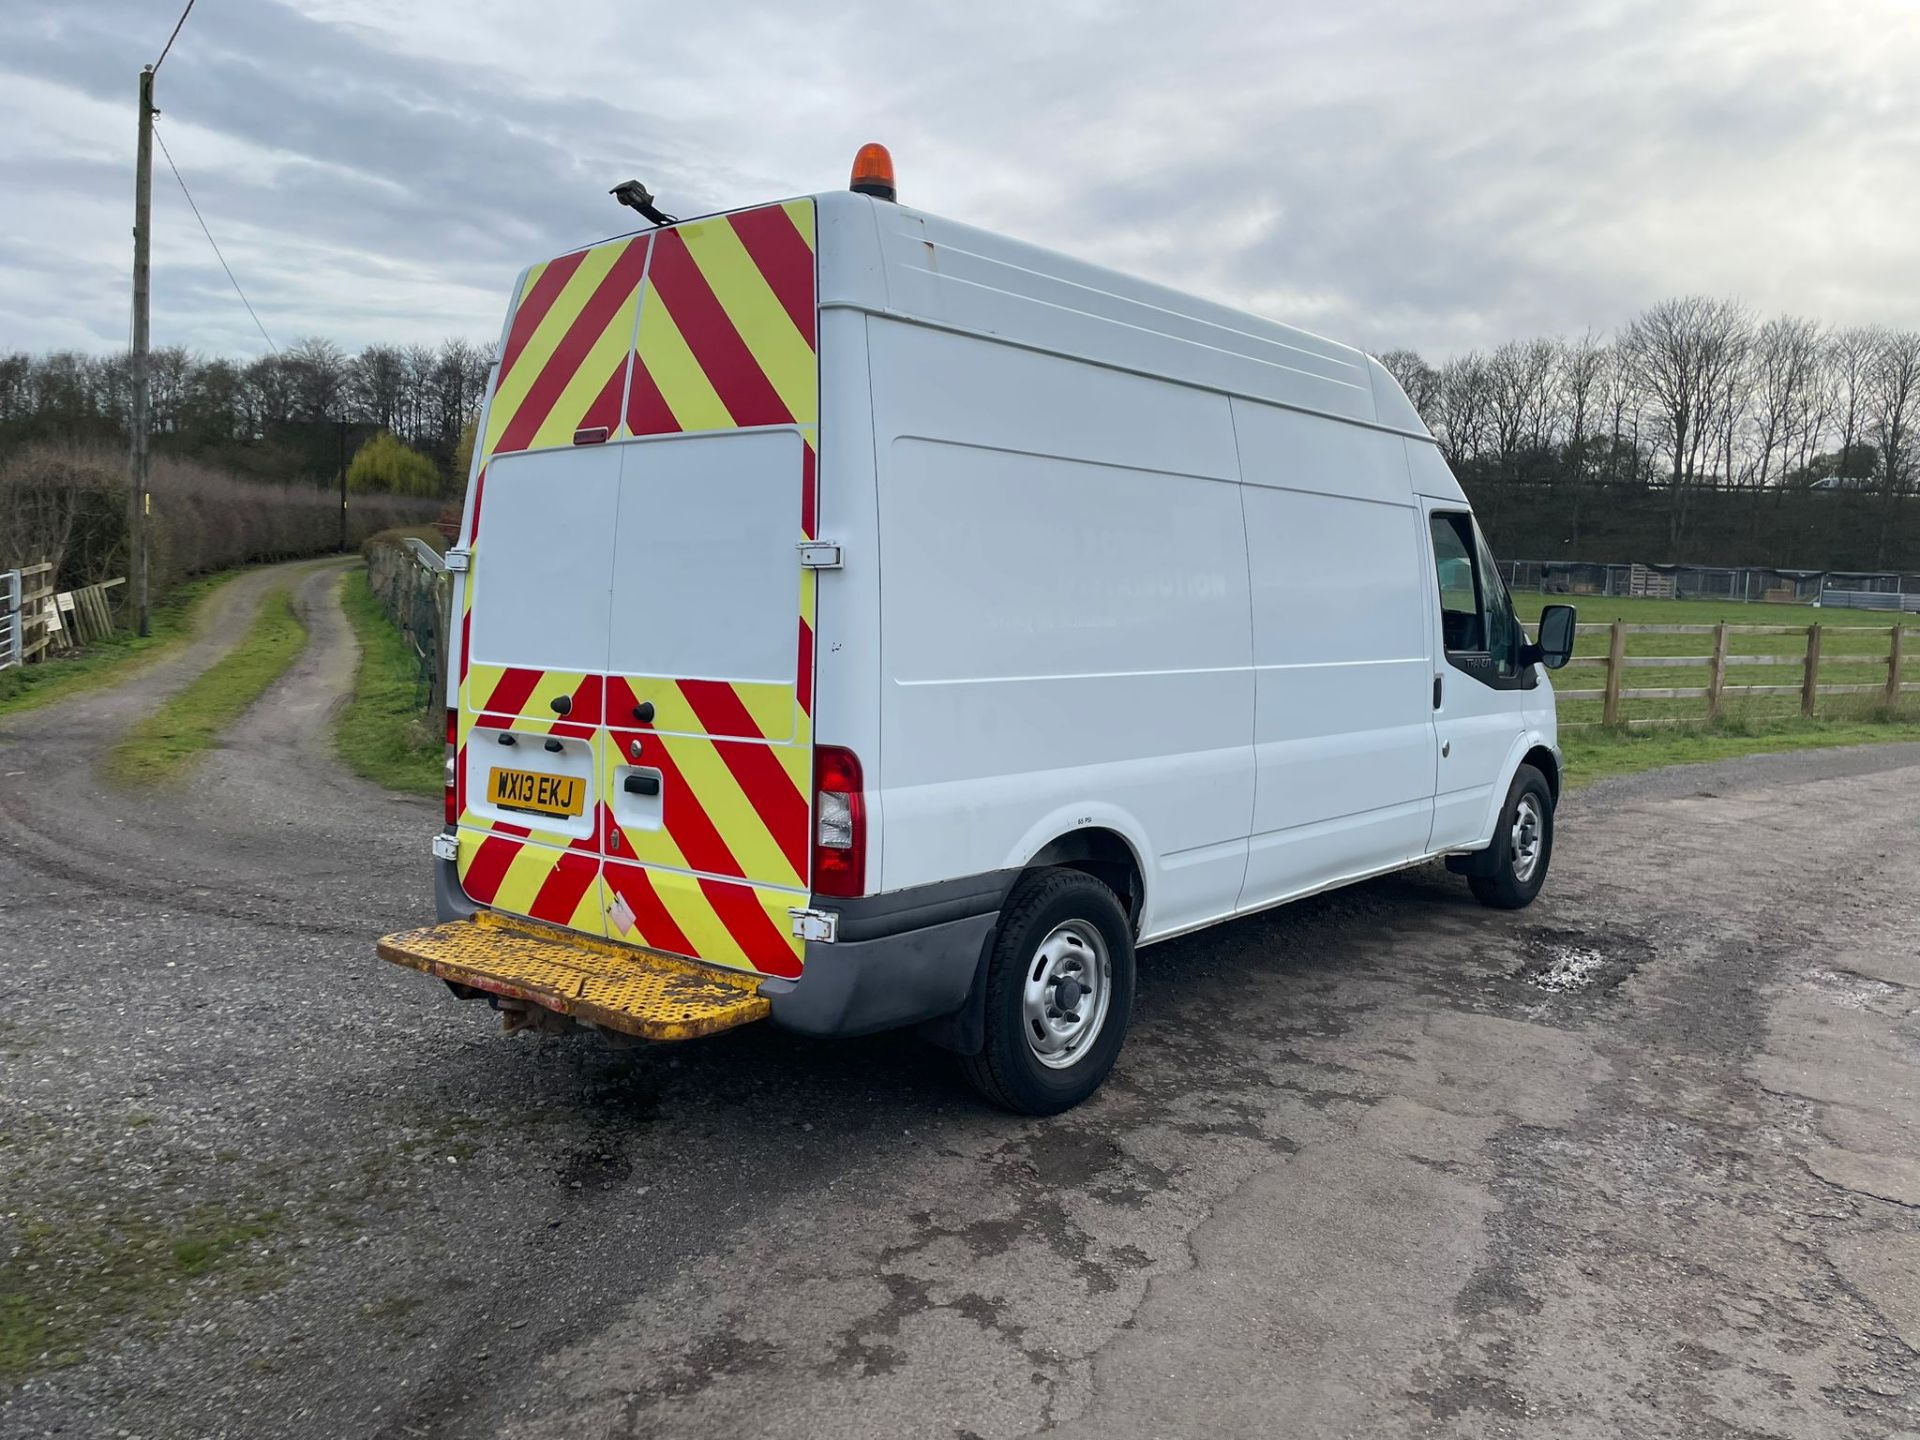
[153,0,197,72]
[153,125,280,355]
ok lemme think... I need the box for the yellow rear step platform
[377,911,769,1041]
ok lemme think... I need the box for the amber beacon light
[849,143,897,202]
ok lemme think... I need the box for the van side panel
[1232,400,1437,907]
[869,319,1255,939]
[808,305,885,882]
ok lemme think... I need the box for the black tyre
[960,869,1135,1115]
[1468,764,1554,909]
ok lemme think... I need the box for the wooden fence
[1559,621,1915,728]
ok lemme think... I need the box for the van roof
[529,191,1432,442]
[807,191,1431,441]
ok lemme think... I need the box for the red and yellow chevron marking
[486,235,649,457]
[601,676,810,887]
[624,202,816,438]
[468,665,605,727]
[457,832,605,935]
[603,860,801,979]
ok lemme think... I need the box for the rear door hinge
[797,541,842,570]
[432,833,458,862]
[445,546,472,573]
[789,907,838,943]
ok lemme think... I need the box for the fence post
[1603,621,1627,727]
[1801,623,1822,718]
[1888,623,1905,708]
[1707,621,1728,721]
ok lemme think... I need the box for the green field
[1511,592,1918,785]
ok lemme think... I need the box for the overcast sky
[3,0,1916,363]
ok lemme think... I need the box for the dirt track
[2,559,1917,1440]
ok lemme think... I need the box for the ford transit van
[377,149,1577,1113]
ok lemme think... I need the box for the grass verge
[0,570,242,720]
[334,569,441,796]
[103,585,308,784]
[1562,705,1920,788]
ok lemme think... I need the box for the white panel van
[377,150,1578,1114]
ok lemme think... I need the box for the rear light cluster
[442,708,458,829]
[811,746,865,898]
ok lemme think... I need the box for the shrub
[347,431,441,497]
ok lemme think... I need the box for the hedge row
[0,442,440,594]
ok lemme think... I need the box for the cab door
[1424,507,1529,853]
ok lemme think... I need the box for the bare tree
[1827,326,1882,483]
[1432,352,1492,465]
[1621,296,1753,549]
[1555,333,1606,458]
[1868,331,1920,494]
[351,345,406,433]
[1745,317,1823,491]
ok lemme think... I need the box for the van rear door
[599,204,820,981]
[453,234,649,938]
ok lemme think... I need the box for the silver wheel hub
[1511,794,1544,884]
[1022,920,1112,1069]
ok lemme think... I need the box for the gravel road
[2,559,1916,1440]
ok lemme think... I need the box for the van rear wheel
[961,869,1135,1115]
[1468,765,1554,910]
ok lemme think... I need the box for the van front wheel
[1468,765,1554,909]
[961,870,1135,1115]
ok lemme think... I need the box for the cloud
[1,0,1915,360]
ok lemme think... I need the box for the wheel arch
[1024,826,1148,935]
[1522,743,1561,805]
[1472,734,1559,842]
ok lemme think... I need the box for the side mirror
[1527,604,1577,670]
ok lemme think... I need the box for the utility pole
[338,419,349,552]
[128,65,155,636]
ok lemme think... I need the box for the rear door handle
[624,774,661,797]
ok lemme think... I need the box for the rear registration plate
[487,766,584,819]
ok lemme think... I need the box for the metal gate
[1,569,20,672]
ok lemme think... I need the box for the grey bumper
[435,853,479,923]
[760,912,997,1039]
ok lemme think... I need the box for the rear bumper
[431,853,1007,1041]
[435,852,479,923]
[762,871,1014,1039]
[763,913,997,1038]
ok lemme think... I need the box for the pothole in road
[1515,928,1643,996]
[555,1145,634,1190]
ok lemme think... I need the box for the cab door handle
[1433,675,1444,709]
